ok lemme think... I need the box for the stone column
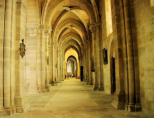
[3,0,13,114]
[88,41,92,85]
[91,35,95,86]
[41,26,45,91]
[47,35,52,85]
[99,24,104,91]
[64,60,67,79]
[57,48,61,82]
[14,1,26,113]
[90,26,101,90]
[62,55,65,80]
[41,25,50,92]
[111,0,125,110]
[60,51,64,81]
[86,44,89,82]
[50,38,53,82]
[89,39,93,85]
[36,26,42,92]
[84,46,87,81]
[0,0,5,112]
[45,31,50,90]
[123,0,141,111]
[95,26,101,90]
[53,44,58,82]
[10,0,17,111]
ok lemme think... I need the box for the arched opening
[66,56,77,79]
[110,40,116,95]
[64,48,80,80]
[110,57,116,94]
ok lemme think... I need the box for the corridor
[1,79,154,118]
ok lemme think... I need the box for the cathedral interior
[0,0,154,118]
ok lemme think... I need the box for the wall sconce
[19,39,26,58]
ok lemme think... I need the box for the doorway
[111,57,116,94]
[80,66,84,81]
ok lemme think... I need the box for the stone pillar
[60,51,64,81]
[86,44,89,82]
[36,26,42,92]
[62,55,65,80]
[10,0,17,111]
[53,44,58,82]
[50,38,53,82]
[88,41,92,85]
[45,31,50,90]
[41,25,50,92]
[14,1,27,113]
[99,24,104,91]
[95,26,101,90]
[111,0,126,110]
[0,0,5,112]
[91,35,95,85]
[123,0,141,111]
[41,26,45,91]
[90,26,101,90]
[64,60,67,79]
[84,46,87,81]
[15,51,25,113]
[47,35,52,85]
[57,49,61,82]
[3,0,13,114]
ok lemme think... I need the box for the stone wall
[134,0,154,111]
[99,0,154,111]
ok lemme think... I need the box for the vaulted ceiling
[39,0,99,58]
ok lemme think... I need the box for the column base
[98,87,104,91]
[127,103,141,112]
[87,82,93,85]
[15,96,24,113]
[127,104,135,112]
[45,87,50,92]
[112,91,125,110]
[0,107,4,112]
[4,107,15,115]
[135,104,142,111]
[0,108,7,116]
[87,78,93,85]
[40,88,48,92]
[16,106,24,113]
[93,85,99,91]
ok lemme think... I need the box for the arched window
[105,0,113,36]
[151,0,154,6]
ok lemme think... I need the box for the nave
[1,79,154,118]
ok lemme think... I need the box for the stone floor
[1,79,154,118]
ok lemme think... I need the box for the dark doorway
[80,66,84,81]
[111,57,116,94]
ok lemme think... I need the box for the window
[151,0,154,6]
[105,0,113,36]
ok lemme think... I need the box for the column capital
[16,1,26,9]
[39,24,52,35]
[89,22,101,33]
